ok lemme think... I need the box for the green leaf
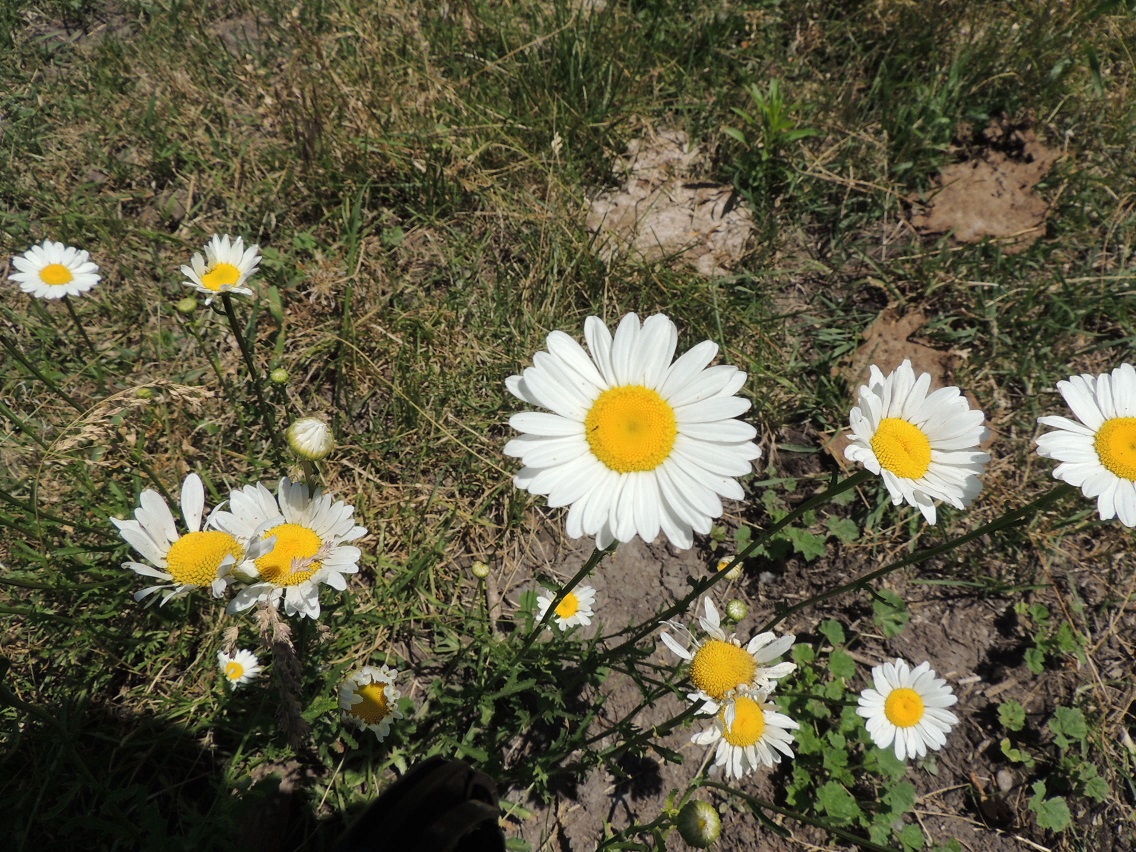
[883,781,916,816]
[1028,782,1071,832]
[872,589,910,638]
[1049,706,1088,749]
[1000,738,1034,767]
[301,695,339,723]
[1025,647,1046,675]
[819,619,846,646]
[998,699,1026,732]
[816,781,861,825]
[1082,774,1110,803]
[898,823,926,849]
[828,648,856,681]
[792,644,816,664]
[826,516,859,543]
[783,526,826,561]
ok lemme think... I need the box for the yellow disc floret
[585,385,677,473]
[40,263,74,286]
[256,523,323,585]
[690,639,757,700]
[871,417,932,479]
[165,530,244,586]
[201,262,241,291]
[1095,417,1136,481]
[555,592,580,619]
[721,695,766,747]
[884,687,925,728]
[225,662,245,681]
[349,682,391,725]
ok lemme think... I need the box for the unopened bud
[716,556,742,581]
[270,367,290,384]
[471,560,491,579]
[176,295,199,314]
[725,599,747,622]
[286,416,334,461]
[676,800,721,848]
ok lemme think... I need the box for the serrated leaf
[826,516,859,543]
[819,619,846,646]
[301,695,340,723]
[783,526,827,561]
[828,648,856,681]
[1082,775,1109,803]
[1025,647,1046,675]
[816,781,861,825]
[1049,706,1088,748]
[1030,792,1071,832]
[883,781,916,815]
[998,700,1026,732]
[872,589,910,638]
[898,823,926,849]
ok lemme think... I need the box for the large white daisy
[505,313,762,549]
[180,234,260,304]
[661,598,796,714]
[112,473,270,604]
[213,477,366,619]
[845,359,990,524]
[535,584,596,631]
[1036,363,1136,527]
[9,240,101,300]
[339,664,405,742]
[856,658,958,762]
[691,689,800,780]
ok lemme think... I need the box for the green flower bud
[725,599,747,622]
[471,560,491,579]
[176,295,199,314]
[286,416,334,461]
[676,800,721,848]
[270,367,290,384]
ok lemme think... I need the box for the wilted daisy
[661,598,795,713]
[180,234,261,304]
[536,584,596,631]
[1036,363,1136,527]
[9,240,101,299]
[857,658,958,762]
[286,416,334,461]
[505,313,762,549]
[845,359,989,524]
[213,477,366,619]
[692,688,799,780]
[112,473,271,604]
[339,664,405,742]
[217,649,262,689]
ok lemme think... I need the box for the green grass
[3,0,1136,849]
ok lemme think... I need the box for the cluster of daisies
[661,599,958,778]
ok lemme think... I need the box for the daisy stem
[0,329,83,412]
[177,312,255,441]
[61,295,106,388]
[758,483,1076,634]
[700,782,899,852]
[605,469,874,653]
[513,544,614,658]
[221,294,287,463]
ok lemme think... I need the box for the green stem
[0,485,106,537]
[512,544,613,659]
[221,294,286,462]
[759,483,1074,633]
[604,469,873,655]
[61,295,106,389]
[0,330,83,412]
[701,781,900,852]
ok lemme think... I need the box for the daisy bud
[270,367,290,384]
[725,599,747,622]
[286,416,334,461]
[716,556,742,581]
[676,800,721,848]
[471,560,491,579]
[176,295,199,314]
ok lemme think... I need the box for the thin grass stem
[221,293,286,463]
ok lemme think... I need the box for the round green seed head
[676,800,721,848]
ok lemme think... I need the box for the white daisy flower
[112,473,271,604]
[286,416,335,461]
[845,359,990,524]
[9,239,101,299]
[339,664,405,742]
[535,584,596,631]
[692,689,800,780]
[1036,363,1136,527]
[217,649,262,689]
[661,598,796,713]
[505,313,762,549]
[180,234,260,304]
[213,477,366,620]
[856,658,959,762]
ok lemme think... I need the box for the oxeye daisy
[536,584,596,631]
[339,664,405,742]
[213,477,366,620]
[180,234,261,304]
[505,313,762,549]
[217,649,262,689]
[691,689,800,780]
[856,658,958,762]
[845,359,990,524]
[9,240,101,299]
[661,598,796,713]
[112,473,271,604]
[1036,363,1136,527]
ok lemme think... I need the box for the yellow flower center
[555,592,580,619]
[884,687,925,728]
[165,530,244,587]
[585,385,677,473]
[225,662,245,681]
[39,263,74,286]
[256,523,323,586]
[871,417,932,479]
[349,682,391,725]
[721,695,766,747]
[201,261,241,291]
[1095,417,1136,481]
[690,639,757,700]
